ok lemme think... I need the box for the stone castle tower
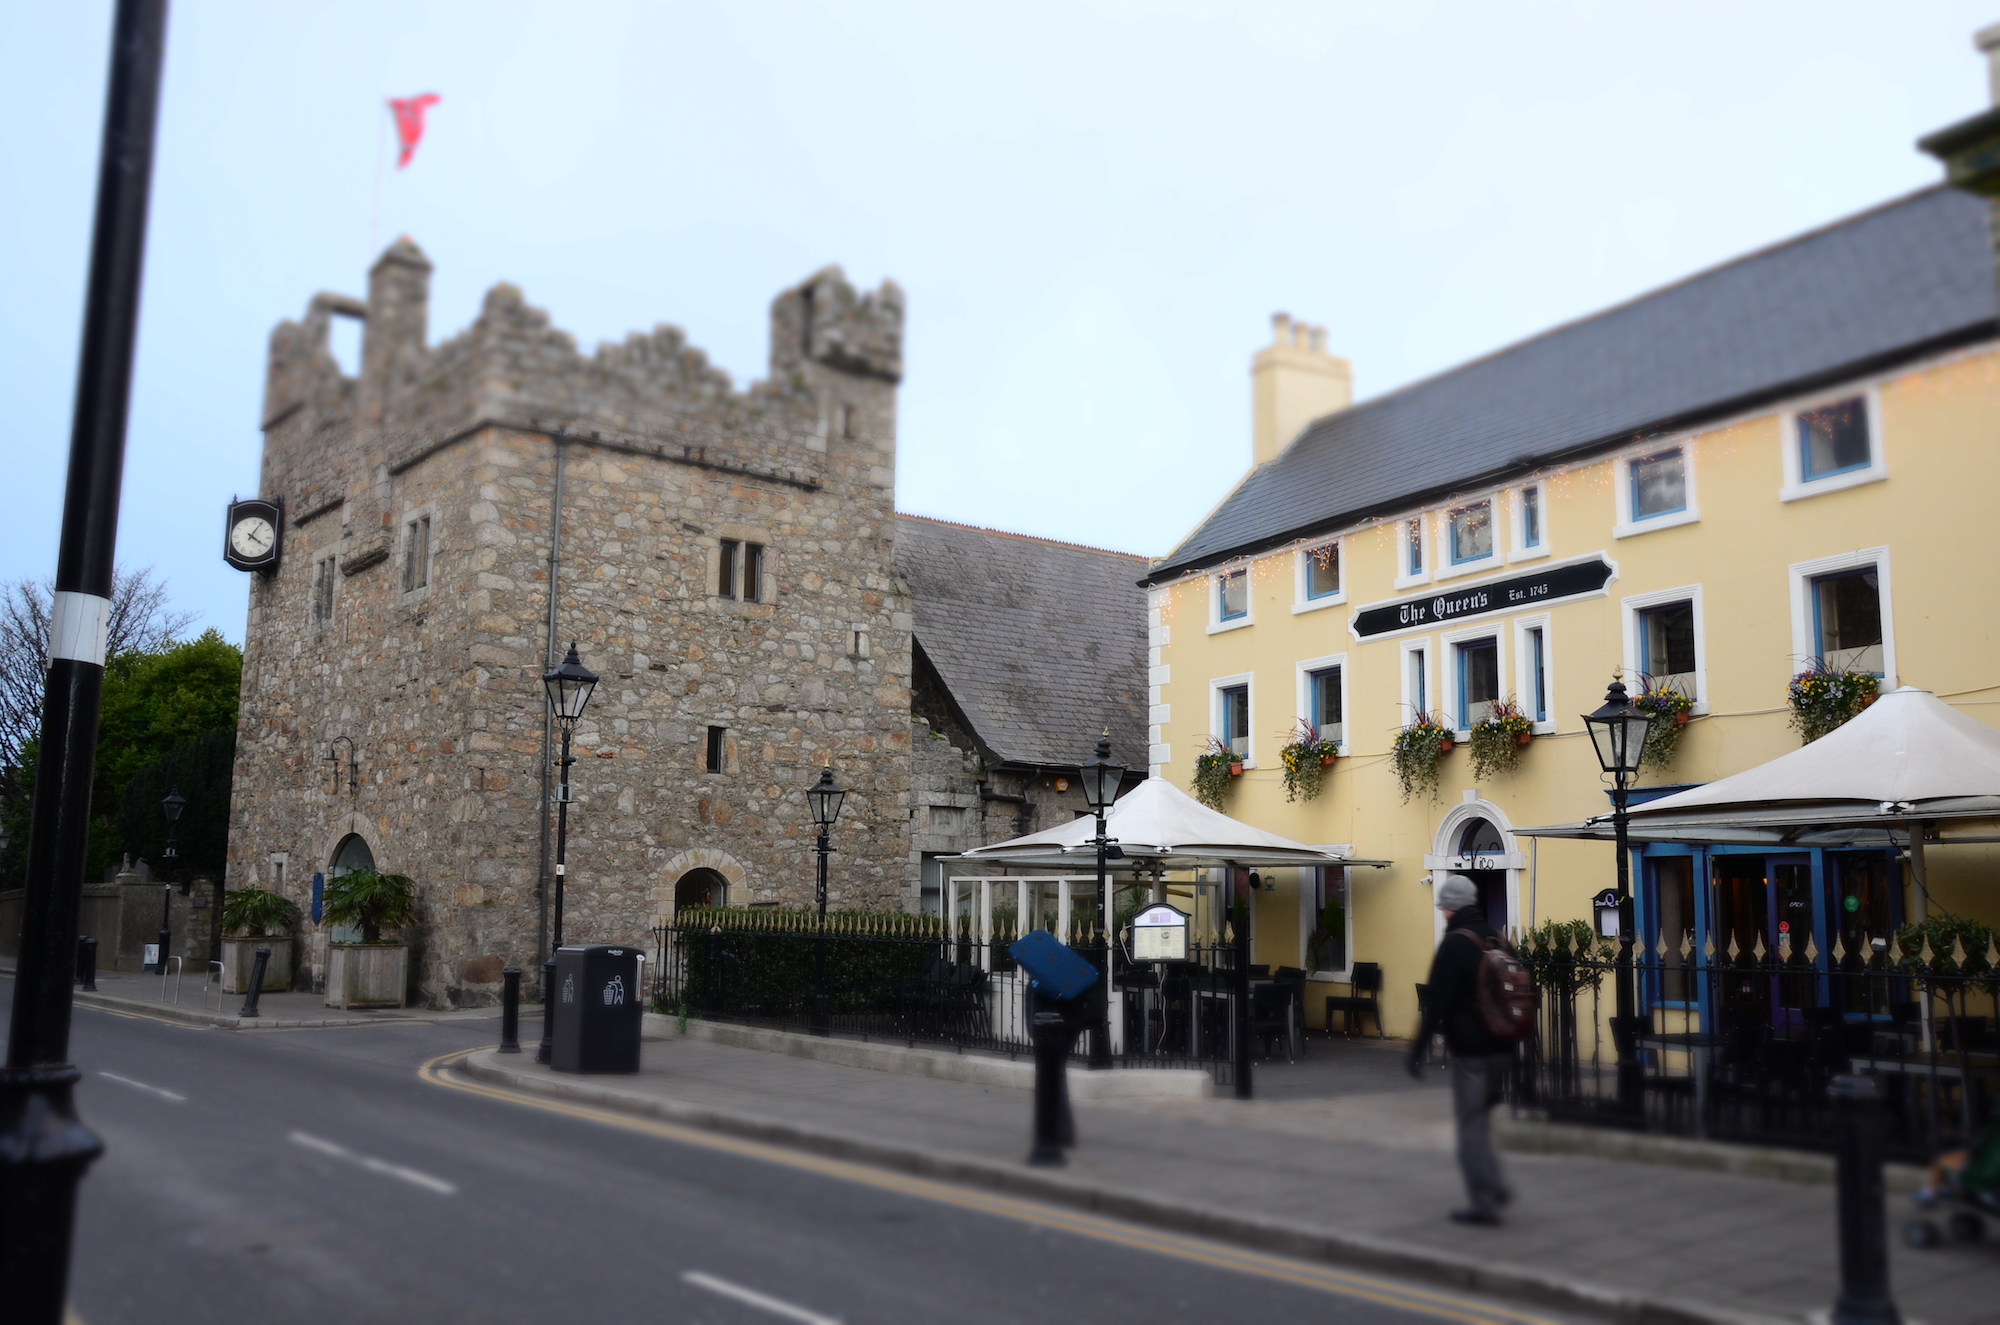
[228,239,914,1006]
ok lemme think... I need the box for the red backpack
[1453,928,1536,1042]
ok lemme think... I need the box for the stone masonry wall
[229,241,913,1007]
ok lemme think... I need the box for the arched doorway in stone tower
[327,834,376,943]
[674,868,729,914]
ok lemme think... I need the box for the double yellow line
[419,1048,1556,1325]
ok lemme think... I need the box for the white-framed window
[1789,548,1894,683]
[1399,638,1435,724]
[1613,442,1700,538]
[1780,389,1886,502]
[1293,541,1345,612]
[1393,514,1431,590]
[1211,673,1256,764]
[400,513,432,594]
[1511,482,1548,560]
[1209,567,1252,633]
[1440,496,1499,577]
[1294,652,1348,751]
[1305,865,1353,981]
[1442,623,1507,732]
[1621,585,1708,713]
[1512,613,1554,732]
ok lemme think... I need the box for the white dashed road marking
[288,1130,456,1195]
[98,1071,187,1102]
[682,1271,841,1325]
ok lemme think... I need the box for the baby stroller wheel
[1947,1211,1985,1243]
[1904,1218,1943,1249]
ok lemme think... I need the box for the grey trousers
[1449,1054,1510,1215]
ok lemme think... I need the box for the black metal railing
[1513,926,1999,1162]
[649,908,1241,1080]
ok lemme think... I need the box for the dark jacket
[1415,910,1503,1058]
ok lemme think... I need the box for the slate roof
[1149,185,1999,583]
[895,514,1150,771]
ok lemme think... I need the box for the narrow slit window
[1520,485,1543,549]
[1525,627,1547,722]
[841,405,856,439]
[705,725,726,773]
[312,556,336,626]
[1220,685,1250,757]
[1406,519,1425,576]
[1408,649,1428,719]
[1309,666,1343,744]
[742,543,764,603]
[402,516,430,592]
[717,540,739,599]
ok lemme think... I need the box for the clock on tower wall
[223,497,284,575]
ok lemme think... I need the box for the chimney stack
[1250,313,1351,467]
[1979,22,2000,105]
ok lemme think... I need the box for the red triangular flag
[388,93,441,169]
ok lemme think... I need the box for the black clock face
[224,499,283,573]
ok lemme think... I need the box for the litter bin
[551,944,644,1074]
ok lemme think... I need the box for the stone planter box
[325,944,409,1009]
[221,937,293,994]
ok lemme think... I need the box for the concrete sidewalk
[462,1027,1997,1325]
[3,962,497,1030]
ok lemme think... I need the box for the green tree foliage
[118,728,237,877]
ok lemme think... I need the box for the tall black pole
[1088,809,1112,1069]
[1612,778,1641,1112]
[1,3,168,1318]
[537,722,573,1065]
[811,827,830,1035]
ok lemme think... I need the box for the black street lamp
[807,766,847,1036]
[1583,677,1652,1114]
[1,2,168,1316]
[1079,732,1125,1070]
[537,642,598,1065]
[155,788,184,975]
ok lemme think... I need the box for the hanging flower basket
[1633,678,1695,770]
[1787,664,1880,744]
[1392,714,1452,804]
[1192,739,1236,811]
[1468,699,1534,780]
[1280,720,1340,803]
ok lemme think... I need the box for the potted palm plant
[322,869,417,1008]
[220,887,300,994]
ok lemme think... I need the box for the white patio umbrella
[957,775,1383,870]
[1518,687,2000,848]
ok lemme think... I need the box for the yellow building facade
[1144,187,2000,1039]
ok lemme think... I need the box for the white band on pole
[48,591,112,667]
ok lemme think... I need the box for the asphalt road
[3,980,1567,1325]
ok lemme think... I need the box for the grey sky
[2,1,1992,642]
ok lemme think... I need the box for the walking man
[1406,873,1512,1225]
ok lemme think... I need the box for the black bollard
[499,966,522,1053]
[536,956,557,1065]
[75,937,99,992]
[1027,1010,1069,1166]
[1829,1074,1901,1325]
[238,947,271,1018]
[1233,902,1253,1100]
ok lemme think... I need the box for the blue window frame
[1520,485,1543,549]
[1524,626,1547,722]
[1405,519,1424,576]
[1218,569,1248,621]
[1455,638,1498,728]
[1448,500,1493,565]
[1220,684,1250,757]
[1309,666,1343,743]
[1407,648,1427,718]
[1630,448,1687,520]
[1798,397,1870,481]
[1638,601,1696,680]
[1303,544,1340,599]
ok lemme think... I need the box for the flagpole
[369,98,386,258]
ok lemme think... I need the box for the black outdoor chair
[1274,967,1309,1057]
[1323,962,1384,1039]
[1249,983,1296,1062]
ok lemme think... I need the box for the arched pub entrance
[1424,797,1528,937]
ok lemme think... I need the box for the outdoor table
[1635,1031,1724,1137]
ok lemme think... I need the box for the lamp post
[1079,733,1126,1070]
[1582,678,1652,1114]
[536,642,597,1065]
[156,788,184,975]
[806,766,847,1036]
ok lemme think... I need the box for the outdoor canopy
[1516,686,2000,846]
[957,775,1388,870]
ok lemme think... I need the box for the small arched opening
[327,834,376,943]
[1457,818,1510,931]
[674,868,729,914]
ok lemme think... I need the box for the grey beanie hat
[1435,873,1480,912]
